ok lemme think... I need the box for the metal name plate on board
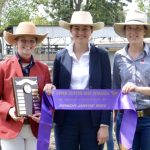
[12,77,39,117]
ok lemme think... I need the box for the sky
[123,0,138,11]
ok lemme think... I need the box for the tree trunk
[74,0,83,10]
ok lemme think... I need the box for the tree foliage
[40,0,125,25]
[0,0,50,31]
[0,0,6,14]
[136,0,150,17]
[0,0,128,32]
[85,0,124,25]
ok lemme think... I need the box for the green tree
[0,0,126,32]
[85,0,124,25]
[0,0,6,13]
[0,0,50,31]
[1,0,30,31]
[0,0,7,29]
[136,0,150,17]
[32,16,50,25]
[40,0,125,25]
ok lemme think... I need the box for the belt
[119,108,150,118]
[137,108,150,117]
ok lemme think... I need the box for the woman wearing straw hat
[113,10,150,149]
[45,11,111,150]
[0,22,52,150]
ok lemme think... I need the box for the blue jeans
[116,112,150,150]
[107,112,114,150]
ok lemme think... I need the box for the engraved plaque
[12,77,39,117]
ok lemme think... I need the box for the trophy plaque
[12,77,39,117]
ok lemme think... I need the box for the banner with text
[37,89,137,150]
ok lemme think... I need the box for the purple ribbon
[37,89,137,150]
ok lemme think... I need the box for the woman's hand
[97,126,109,145]
[9,107,23,121]
[122,82,137,94]
[29,112,41,123]
[43,83,56,95]
[122,82,150,96]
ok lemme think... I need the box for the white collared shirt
[67,43,91,89]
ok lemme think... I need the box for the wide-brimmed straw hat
[59,11,104,31]
[4,22,47,45]
[114,10,150,38]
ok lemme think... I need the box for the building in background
[1,25,150,67]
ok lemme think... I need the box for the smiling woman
[44,11,112,150]
[0,21,51,150]
[15,36,37,58]
[113,9,150,150]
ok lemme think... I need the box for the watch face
[24,84,32,94]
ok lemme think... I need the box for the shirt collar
[123,42,149,56]
[16,53,35,66]
[66,42,91,57]
[143,43,149,55]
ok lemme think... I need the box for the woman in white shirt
[45,11,112,150]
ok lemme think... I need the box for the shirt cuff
[100,124,109,127]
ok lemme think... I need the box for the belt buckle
[137,110,144,117]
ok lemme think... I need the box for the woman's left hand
[122,82,137,94]
[97,126,109,145]
[29,113,41,123]
[43,83,56,95]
